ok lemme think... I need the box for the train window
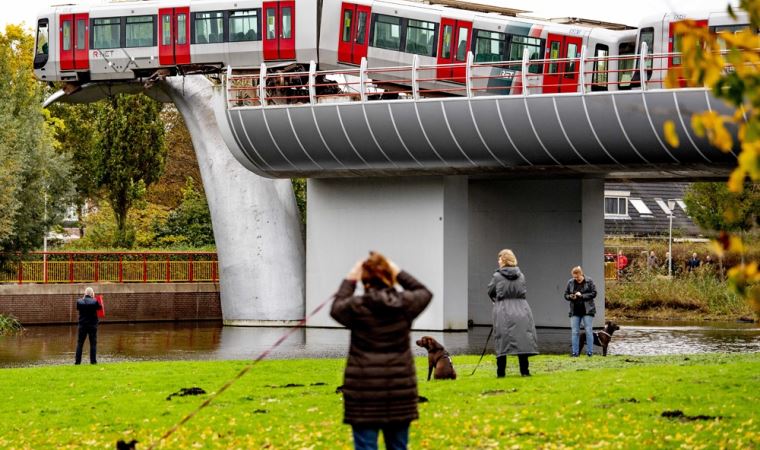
[454,27,468,61]
[342,10,353,42]
[405,19,436,56]
[282,7,292,39]
[638,27,654,69]
[62,20,72,51]
[356,11,368,44]
[92,18,121,49]
[474,30,506,62]
[76,19,86,50]
[162,15,171,46]
[195,12,224,44]
[35,19,49,56]
[713,24,749,50]
[126,16,154,48]
[230,10,260,42]
[592,44,608,91]
[547,40,559,74]
[177,14,187,45]
[371,14,401,51]
[565,43,578,78]
[618,42,635,90]
[266,8,276,40]
[510,35,542,74]
[441,25,453,59]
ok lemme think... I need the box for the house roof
[604,182,702,237]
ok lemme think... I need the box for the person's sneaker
[570,354,579,358]
[521,372,531,377]
[587,354,593,357]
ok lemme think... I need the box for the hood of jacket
[497,266,522,280]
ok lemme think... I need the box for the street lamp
[667,199,676,278]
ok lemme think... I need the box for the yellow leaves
[727,262,760,314]
[691,111,734,152]
[664,120,680,148]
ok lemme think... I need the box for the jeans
[352,423,409,450]
[571,315,594,356]
[75,324,98,364]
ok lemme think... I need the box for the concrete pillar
[162,76,305,325]
[305,176,469,330]
[468,178,605,328]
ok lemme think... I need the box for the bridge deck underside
[220,89,737,179]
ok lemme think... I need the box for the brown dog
[579,321,620,356]
[415,336,456,381]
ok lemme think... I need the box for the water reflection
[0,320,758,368]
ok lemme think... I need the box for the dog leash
[143,294,337,450]
[470,326,493,376]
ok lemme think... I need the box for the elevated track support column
[163,76,305,326]
[468,178,605,328]
[306,177,469,331]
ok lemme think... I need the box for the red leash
[144,294,336,450]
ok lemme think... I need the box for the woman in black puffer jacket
[331,251,432,450]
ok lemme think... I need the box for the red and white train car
[318,0,639,94]
[33,0,318,82]
[634,8,751,87]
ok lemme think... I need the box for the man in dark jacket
[331,252,432,450]
[564,266,597,357]
[75,287,102,365]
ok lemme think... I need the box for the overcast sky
[1,0,738,32]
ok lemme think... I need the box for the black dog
[579,321,620,356]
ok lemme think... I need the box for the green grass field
[0,354,758,449]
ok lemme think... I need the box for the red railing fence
[0,252,219,284]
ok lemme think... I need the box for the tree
[665,1,760,311]
[154,178,214,248]
[49,102,102,237]
[95,94,166,248]
[684,182,760,234]
[0,25,72,259]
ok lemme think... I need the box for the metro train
[32,0,751,96]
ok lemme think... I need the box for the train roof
[423,0,527,17]
[548,17,635,31]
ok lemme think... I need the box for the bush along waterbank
[605,268,757,322]
[0,314,23,335]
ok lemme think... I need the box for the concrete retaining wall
[0,283,221,324]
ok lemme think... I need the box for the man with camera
[564,266,597,357]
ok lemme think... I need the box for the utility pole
[667,199,676,278]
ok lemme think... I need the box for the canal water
[1,320,759,368]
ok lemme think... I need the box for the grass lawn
[0,353,758,449]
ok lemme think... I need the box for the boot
[496,355,506,378]
[518,354,530,377]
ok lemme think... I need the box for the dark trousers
[352,423,409,450]
[496,354,530,377]
[75,324,98,364]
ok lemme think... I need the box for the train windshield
[35,19,49,56]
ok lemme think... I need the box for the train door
[159,7,190,65]
[263,1,296,60]
[338,2,371,65]
[59,13,89,71]
[437,18,472,83]
[668,19,707,87]
[543,33,582,93]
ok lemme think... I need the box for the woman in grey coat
[487,249,539,377]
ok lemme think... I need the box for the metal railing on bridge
[0,252,218,285]
[225,43,740,108]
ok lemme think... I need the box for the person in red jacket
[616,250,629,276]
[331,252,432,450]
